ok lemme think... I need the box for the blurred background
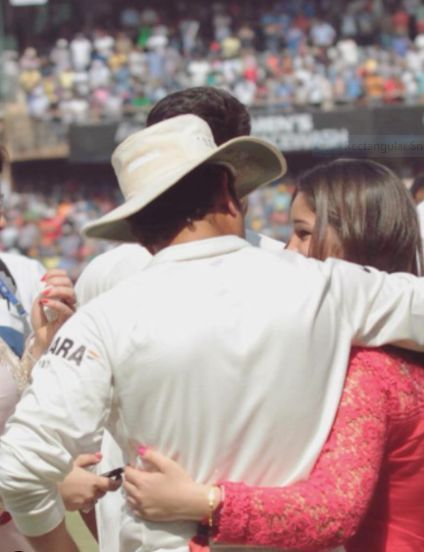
[0,0,424,280]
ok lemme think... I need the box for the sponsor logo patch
[49,336,96,367]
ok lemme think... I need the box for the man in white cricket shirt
[74,87,286,552]
[1,115,424,552]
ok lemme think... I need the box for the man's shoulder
[0,252,44,272]
[80,243,150,274]
[0,252,45,287]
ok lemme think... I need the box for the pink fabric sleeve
[0,352,20,436]
[0,338,36,513]
[213,349,389,551]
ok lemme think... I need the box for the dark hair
[146,87,251,145]
[410,174,424,202]
[297,159,423,275]
[128,164,238,250]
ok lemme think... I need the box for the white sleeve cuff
[10,493,65,537]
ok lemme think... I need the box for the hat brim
[83,136,287,242]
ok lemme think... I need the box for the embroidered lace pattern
[213,347,424,551]
[0,337,37,513]
[0,336,36,393]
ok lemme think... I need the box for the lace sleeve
[0,336,36,394]
[0,337,38,517]
[213,348,389,551]
[0,338,36,513]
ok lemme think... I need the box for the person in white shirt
[70,34,92,72]
[75,87,285,552]
[310,19,337,48]
[1,114,424,552]
[93,30,115,61]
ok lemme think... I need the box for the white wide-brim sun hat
[83,114,287,242]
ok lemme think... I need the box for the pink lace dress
[211,347,424,551]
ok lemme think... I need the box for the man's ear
[227,196,240,217]
[220,170,242,217]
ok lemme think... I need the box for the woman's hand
[31,269,77,357]
[124,448,220,522]
[59,453,121,512]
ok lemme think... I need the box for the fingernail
[95,452,102,459]
[42,286,52,296]
[138,445,148,457]
[39,298,49,304]
[41,274,47,282]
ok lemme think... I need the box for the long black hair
[297,159,423,275]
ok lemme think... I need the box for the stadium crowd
[0,186,118,281]
[3,0,424,122]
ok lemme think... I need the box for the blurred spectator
[51,39,71,72]
[310,18,336,48]
[70,34,92,71]
[93,30,115,61]
[3,52,20,102]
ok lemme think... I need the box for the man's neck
[170,222,226,246]
[149,220,242,255]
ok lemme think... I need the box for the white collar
[149,235,251,266]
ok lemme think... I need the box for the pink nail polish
[138,445,148,457]
[42,287,52,296]
[41,274,47,282]
[39,298,49,304]
[95,452,102,459]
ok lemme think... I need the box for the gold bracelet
[207,485,219,529]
